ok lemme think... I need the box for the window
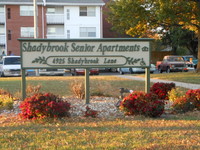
[8,30,11,40]
[67,30,70,38]
[47,25,64,35]
[80,7,95,16]
[5,57,21,65]
[0,7,4,13]
[67,9,70,20]
[47,8,56,14]
[47,7,64,14]
[7,8,11,19]
[21,27,34,37]
[20,6,34,16]
[80,27,96,37]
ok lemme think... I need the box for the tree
[161,27,198,57]
[107,0,200,72]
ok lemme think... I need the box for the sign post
[21,69,26,100]
[19,38,153,103]
[85,68,90,104]
[145,67,150,93]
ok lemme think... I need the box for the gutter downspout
[42,5,44,38]
[100,5,103,38]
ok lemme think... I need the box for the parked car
[39,68,66,76]
[0,56,22,77]
[156,55,187,73]
[182,55,197,71]
[117,68,132,74]
[71,68,99,76]
[118,64,156,74]
[131,64,156,74]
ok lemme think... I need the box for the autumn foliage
[172,89,200,113]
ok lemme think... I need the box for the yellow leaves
[126,22,149,37]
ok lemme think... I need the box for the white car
[0,56,22,77]
[118,64,156,74]
[39,68,66,76]
[131,64,156,73]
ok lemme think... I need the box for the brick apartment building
[0,0,105,56]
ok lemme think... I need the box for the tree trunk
[172,46,177,55]
[197,28,200,73]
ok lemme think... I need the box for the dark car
[71,68,99,76]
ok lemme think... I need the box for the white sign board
[20,39,152,69]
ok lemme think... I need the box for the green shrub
[0,89,14,111]
[168,88,184,102]
[19,93,71,119]
[0,95,14,111]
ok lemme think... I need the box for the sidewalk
[116,75,200,89]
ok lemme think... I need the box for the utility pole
[34,0,38,38]
[34,0,39,76]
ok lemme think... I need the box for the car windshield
[184,57,193,61]
[4,57,21,65]
[168,57,183,62]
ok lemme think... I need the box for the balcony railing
[0,13,5,24]
[46,14,64,24]
[46,34,66,39]
[0,35,6,45]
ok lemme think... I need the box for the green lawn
[0,76,147,98]
[0,73,193,98]
[148,72,200,84]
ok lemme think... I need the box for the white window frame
[47,7,64,14]
[80,27,96,37]
[79,6,95,17]
[20,6,34,16]
[20,27,34,37]
[47,25,64,35]
[0,25,5,35]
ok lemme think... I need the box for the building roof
[0,0,105,6]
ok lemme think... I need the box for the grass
[0,76,147,98]
[0,112,200,149]
[0,73,200,149]
[147,72,200,84]
[0,73,191,98]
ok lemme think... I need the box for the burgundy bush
[120,91,165,117]
[19,93,71,119]
[150,82,176,100]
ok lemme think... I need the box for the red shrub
[84,106,98,118]
[150,82,175,100]
[19,93,70,119]
[120,91,165,117]
[172,89,200,113]
[186,89,200,110]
